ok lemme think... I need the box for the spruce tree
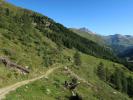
[74,51,81,66]
[113,68,122,91]
[97,62,106,81]
[121,72,128,93]
[127,76,133,97]
[105,68,111,82]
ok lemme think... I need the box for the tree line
[97,62,133,97]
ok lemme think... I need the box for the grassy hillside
[0,1,68,88]
[5,49,133,100]
[0,26,67,87]
[0,0,133,100]
[0,0,119,63]
[0,0,71,87]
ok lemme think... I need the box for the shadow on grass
[68,93,83,100]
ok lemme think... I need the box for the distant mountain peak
[79,27,89,32]
[78,27,95,34]
[114,34,123,36]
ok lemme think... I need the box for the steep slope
[0,0,119,88]
[0,0,67,88]
[4,49,133,100]
[0,0,133,100]
[0,1,119,63]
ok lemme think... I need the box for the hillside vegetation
[70,29,133,71]
[0,0,118,63]
[5,49,133,100]
[0,0,133,100]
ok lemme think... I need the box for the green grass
[4,49,132,100]
[0,27,132,99]
[0,1,133,99]
[0,27,65,87]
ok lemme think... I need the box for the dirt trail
[0,64,96,100]
[0,66,60,100]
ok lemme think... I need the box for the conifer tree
[127,76,133,97]
[74,51,81,66]
[113,68,122,91]
[97,62,106,81]
[121,72,128,93]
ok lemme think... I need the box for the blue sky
[6,0,133,35]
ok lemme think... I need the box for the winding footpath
[0,66,60,100]
[0,64,95,100]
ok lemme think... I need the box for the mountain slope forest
[71,28,133,71]
[71,28,133,55]
[0,0,133,100]
[119,46,133,61]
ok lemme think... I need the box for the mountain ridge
[71,27,133,53]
